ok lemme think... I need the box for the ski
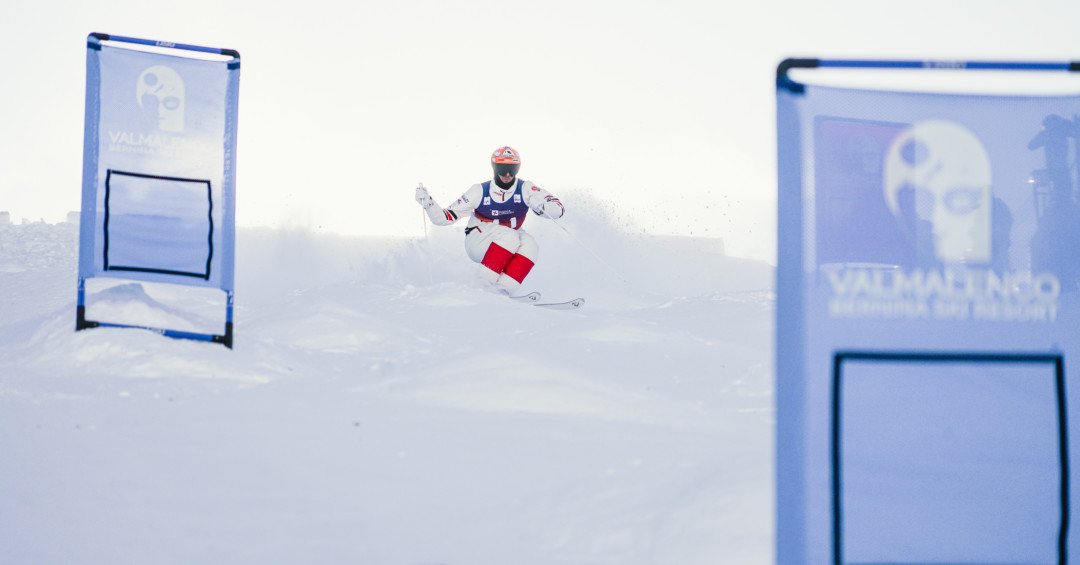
[507,292,584,309]
[534,297,585,310]
[505,291,583,308]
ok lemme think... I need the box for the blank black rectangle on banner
[103,169,213,280]
[832,351,1068,565]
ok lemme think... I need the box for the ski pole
[552,218,628,284]
[419,182,428,239]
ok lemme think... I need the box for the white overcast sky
[2,0,1079,261]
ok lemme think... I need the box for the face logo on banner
[883,120,992,264]
[136,65,185,133]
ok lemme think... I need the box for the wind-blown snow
[0,197,775,564]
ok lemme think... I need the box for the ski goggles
[493,162,520,178]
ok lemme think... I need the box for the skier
[415,146,565,295]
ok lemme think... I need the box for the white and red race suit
[419,178,564,293]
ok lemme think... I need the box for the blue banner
[777,61,1080,565]
[78,33,239,346]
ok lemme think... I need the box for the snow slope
[0,196,775,564]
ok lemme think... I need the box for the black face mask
[493,175,516,189]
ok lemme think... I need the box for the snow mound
[0,217,775,564]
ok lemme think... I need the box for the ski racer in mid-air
[415,146,565,295]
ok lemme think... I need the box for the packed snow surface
[0,201,775,564]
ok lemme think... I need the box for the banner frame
[776,57,1080,565]
[76,32,240,348]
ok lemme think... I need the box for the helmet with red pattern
[491,146,521,179]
